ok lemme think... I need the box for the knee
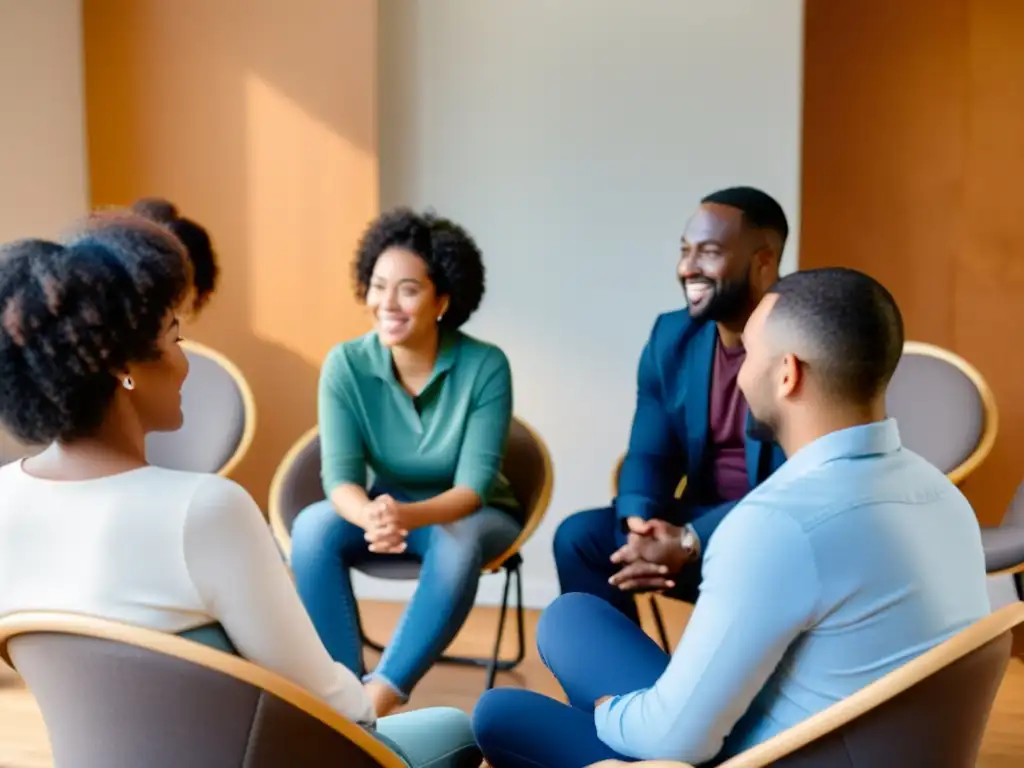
[289,500,345,560]
[418,707,479,759]
[552,508,604,570]
[536,592,606,658]
[472,689,531,753]
[430,528,485,583]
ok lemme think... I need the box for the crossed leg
[472,592,672,768]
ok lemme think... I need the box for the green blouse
[318,330,519,513]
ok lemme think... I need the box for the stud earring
[437,314,444,322]
[122,376,135,391]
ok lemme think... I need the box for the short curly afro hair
[353,208,486,330]
[132,197,220,312]
[0,212,190,444]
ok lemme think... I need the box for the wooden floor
[1,598,1022,767]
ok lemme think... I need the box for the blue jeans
[553,506,703,624]
[290,499,521,697]
[472,593,672,768]
[375,707,482,768]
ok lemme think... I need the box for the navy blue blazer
[615,309,787,546]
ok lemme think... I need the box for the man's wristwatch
[680,524,701,560]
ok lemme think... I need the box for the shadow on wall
[82,0,377,506]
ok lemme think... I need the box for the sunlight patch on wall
[245,74,376,368]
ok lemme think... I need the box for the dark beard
[746,413,777,443]
[683,273,752,324]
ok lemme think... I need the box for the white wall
[0,0,88,243]
[371,0,804,607]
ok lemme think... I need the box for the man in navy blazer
[553,187,790,623]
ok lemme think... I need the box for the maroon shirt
[707,337,750,502]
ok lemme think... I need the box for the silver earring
[122,376,135,391]
[437,314,444,322]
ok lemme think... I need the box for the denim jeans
[290,498,521,698]
[472,592,674,768]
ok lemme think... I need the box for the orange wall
[82,0,377,506]
[803,0,1024,524]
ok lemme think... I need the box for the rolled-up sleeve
[318,348,367,495]
[453,347,513,500]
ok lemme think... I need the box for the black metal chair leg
[649,595,672,653]
[485,567,514,689]
[360,559,527,689]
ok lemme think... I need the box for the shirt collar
[370,329,460,390]
[770,418,903,484]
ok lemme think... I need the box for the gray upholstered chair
[269,416,554,689]
[588,602,1024,768]
[981,480,1024,599]
[885,341,997,486]
[145,340,256,477]
[886,342,1023,585]
[0,611,407,768]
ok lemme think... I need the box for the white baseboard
[351,570,559,610]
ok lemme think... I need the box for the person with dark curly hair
[0,213,481,767]
[131,196,220,315]
[289,207,521,716]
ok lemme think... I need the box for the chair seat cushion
[353,557,424,580]
[980,525,1024,572]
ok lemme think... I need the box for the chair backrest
[0,612,405,768]
[145,340,256,477]
[269,416,554,571]
[885,341,997,485]
[715,603,1023,768]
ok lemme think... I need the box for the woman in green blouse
[290,208,522,717]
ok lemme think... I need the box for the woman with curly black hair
[0,213,481,767]
[290,208,521,716]
[131,196,220,315]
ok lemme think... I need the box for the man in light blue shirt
[472,268,991,767]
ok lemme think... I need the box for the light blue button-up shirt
[595,419,990,765]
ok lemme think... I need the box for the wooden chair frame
[268,416,554,689]
[900,340,998,486]
[589,602,1024,768]
[0,611,406,768]
[180,339,258,478]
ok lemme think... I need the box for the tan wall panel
[83,0,377,506]
[954,0,1024,520]
[803,0,1023,523]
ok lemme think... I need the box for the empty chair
[270,416,553,689]
[981,480,1024,597]
[885,341,997,485]
[0,611,407,768]
[587,602,1023,768]
[145,340,256,477]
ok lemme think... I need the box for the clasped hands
[360,494,412,554]
[608,516,692,592]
